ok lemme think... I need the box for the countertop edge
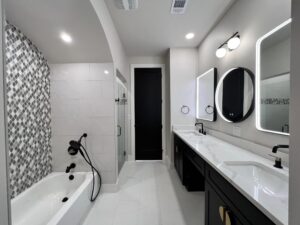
[173,130,287,225]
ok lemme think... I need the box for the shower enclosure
[116,79,127,173]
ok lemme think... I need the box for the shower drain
[62,197,69,203]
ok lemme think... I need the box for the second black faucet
[195,122,206,135]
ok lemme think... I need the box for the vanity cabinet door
[206,164,275,225]
[205,182,245,225]
[174,135,184,183]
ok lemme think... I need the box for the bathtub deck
[82,161,205,225]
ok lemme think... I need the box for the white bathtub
[11,172,94,225]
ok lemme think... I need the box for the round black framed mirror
[215,67,255,123]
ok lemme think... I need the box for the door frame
[116,76,127,173]
[130,64,166,161]
[0,0,12,223]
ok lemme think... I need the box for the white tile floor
[82,161,205,225]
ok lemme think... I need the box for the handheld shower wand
[68,133,102,202]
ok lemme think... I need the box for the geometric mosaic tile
[5,22,52,198]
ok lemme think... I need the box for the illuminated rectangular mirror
[256,19,291,135]
[196,68,217,121]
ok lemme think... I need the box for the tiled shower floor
[82,161,205,225]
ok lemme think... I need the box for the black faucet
[272,145,289,153]
[195,122,206,135]
[66,163,76,173]
[270,145,289,169]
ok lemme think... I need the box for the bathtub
[11,172,94,225]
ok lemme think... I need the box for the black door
[135,68,162,160]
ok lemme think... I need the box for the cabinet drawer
[205,182,247,225]
[184,147,205,175]
[206,164,275,225]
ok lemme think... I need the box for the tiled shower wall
[50,63,117,184]
[5,23,51,198]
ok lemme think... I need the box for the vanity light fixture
[216,32,240,58]
[228,36,241,50]
[60,32,72,44]
[185,33,195,40]
[216,47,227,58]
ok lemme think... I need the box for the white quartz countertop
[173,129,289,225]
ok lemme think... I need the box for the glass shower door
[117,80,127,173]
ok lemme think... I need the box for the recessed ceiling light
[185,33,195,40]
[104,70,109,74]
[60,32,72,44]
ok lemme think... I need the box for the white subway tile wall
[50,63,117,184]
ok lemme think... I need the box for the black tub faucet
[66,163,76,173]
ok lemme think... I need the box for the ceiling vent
[115,0,138,10]
[171,0,188,14]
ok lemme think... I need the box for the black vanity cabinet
[174,134,205,191]
[173,133,276,225]
[205,164,275,225]
[174,134,184,183]
[205,182,245,225]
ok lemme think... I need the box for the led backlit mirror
[196,68,217,121]
[256,19,291,135]
[216,68,255,123]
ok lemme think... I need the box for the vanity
[185,18,291,225]
[173,130,288,225]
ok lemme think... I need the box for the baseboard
[164,155,171,169]
[127,154,135,161]
[100,179,119,193]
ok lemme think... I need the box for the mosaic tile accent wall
[5,22,52,198]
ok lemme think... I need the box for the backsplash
[5,22,52,198]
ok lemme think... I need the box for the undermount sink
[180,130,202,137]
[220,161,288,201]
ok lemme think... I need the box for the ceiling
[105,0,235,57]
[5,0,113,63]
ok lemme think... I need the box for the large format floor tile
[82,161,205,225]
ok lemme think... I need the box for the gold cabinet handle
[219,206,225,222]
[219,206,232,225]
[225,210,232,225]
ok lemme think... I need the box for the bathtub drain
[62,197,69,203]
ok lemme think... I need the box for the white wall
[197,0,291,148]
[50,63,118,184]
[0,0,11,221]
[90,0,129,82]
[129,56,166,65]
[170,48,198,126]
[289,0,300,223]
[169,48,198,163]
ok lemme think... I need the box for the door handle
[219,206,232,225]
[225,210,232,225]
[117,125,122,136]
[219,206,225,223]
